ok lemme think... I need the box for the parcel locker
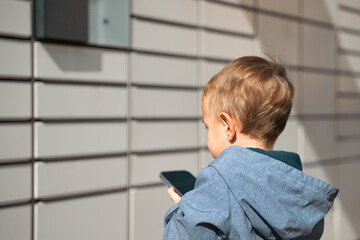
[36,193,127,240]
[36,157,127,197]
[0,205,31,240]
[36,83,126,118]
[132,0,197,25]
[0,164,31,204]
[34,42,126,82]
[132,53,198,87]
[131,121,198,152]
[0,0,31,37]
[0,39,31,77]
[36,122,127,158]
[132,19,197,56]
[0,124,31,162]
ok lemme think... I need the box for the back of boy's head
[202,56,294,148]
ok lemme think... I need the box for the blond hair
[202,56,294,148]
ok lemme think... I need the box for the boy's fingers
[168,187,182,204]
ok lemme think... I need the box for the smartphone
[159,170,196,197]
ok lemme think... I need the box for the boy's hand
[167,187,182,204]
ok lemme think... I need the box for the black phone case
[159,170,196,196]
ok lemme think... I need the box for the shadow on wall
[250,0,360,239]
[43,43,102,72]
[332,27,360,240]
[332,39,360,240]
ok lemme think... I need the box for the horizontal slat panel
[0,205,31,240]
[339,54,360,73]
[258,14,298,65]
[36,123,127,158]
[303,120,336,163]
[212,0,254,7]
[131,121,198,151]
[274,119,298,153]
[337,160,360,239]
[36,193,127,240]
[302,72,335,114]
[132,88,198,118]
[338,75,360,93]
[131,53,198,87]
[0,0,31,37]
[337,120,360,136]
[202,1,254,35]
[0,81,31,118]
[35,83,126,118]
[132,19,198,56]
[132,0,197,25]
[130,186,173,240]
[0,165,31,203]
[201,60,226,86]
[302,0,337,24]
[0,39,31,77]
[303,24,335,69]
[338,32,360,52]
[0,124,31,162]
[130,152,197,185]
[37,157,127,197]
[338,98,360,114]
[340,0,360,10]
[258,0,299,16]
[339,9,360,31]
[201,31,253,60]
[34,42,126,82]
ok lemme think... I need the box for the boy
[164,56,338,239]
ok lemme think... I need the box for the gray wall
[0,0,360,239]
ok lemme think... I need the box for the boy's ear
[219,112,237,143]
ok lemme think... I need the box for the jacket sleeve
[163,166,231,240]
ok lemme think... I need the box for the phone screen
[160,170,196,196]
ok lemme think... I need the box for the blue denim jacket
[164,146,339,239]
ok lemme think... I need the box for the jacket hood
[210,146,339,239]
